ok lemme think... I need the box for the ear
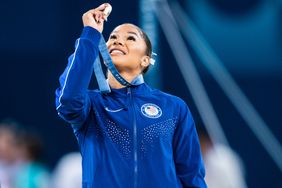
[141,56,150,69]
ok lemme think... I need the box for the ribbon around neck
[93,35,144,93]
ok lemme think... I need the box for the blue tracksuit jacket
[55,26,207,188]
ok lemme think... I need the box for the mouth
[109,49,126,56]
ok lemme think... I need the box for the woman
[55,3,207,188]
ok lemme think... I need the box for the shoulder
[151,88,188,107]
[149,87,192,117]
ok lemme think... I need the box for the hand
[82,3,110,33]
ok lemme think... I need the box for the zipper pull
[127,87,131,95]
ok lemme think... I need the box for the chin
[111,57,128,66]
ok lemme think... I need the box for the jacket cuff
[80,26,102,45]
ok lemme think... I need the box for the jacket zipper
[127,87,138,188]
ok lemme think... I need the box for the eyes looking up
[109,34,137,42]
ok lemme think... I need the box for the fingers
[94,13,103,23]
[87,3,108,15]
[86,4,109,23]
[82,3,111,33]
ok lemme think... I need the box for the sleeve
[55,26,101,127]
[173,103,207,188]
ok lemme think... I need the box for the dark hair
[139,29,152,74]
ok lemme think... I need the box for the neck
[107,71,140,89]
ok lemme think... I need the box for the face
[106,24,150,74]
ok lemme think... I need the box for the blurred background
[0,0,281,187]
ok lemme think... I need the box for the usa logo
[141,103,162,118]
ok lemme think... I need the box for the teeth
[111,50,125,55]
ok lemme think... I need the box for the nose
[113,38,124,46]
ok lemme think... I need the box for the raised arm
[55,4,109,126]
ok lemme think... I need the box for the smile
[110,49,126,55]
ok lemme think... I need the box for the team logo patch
[141,103,162,118]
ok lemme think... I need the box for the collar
[105,83,153,97]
